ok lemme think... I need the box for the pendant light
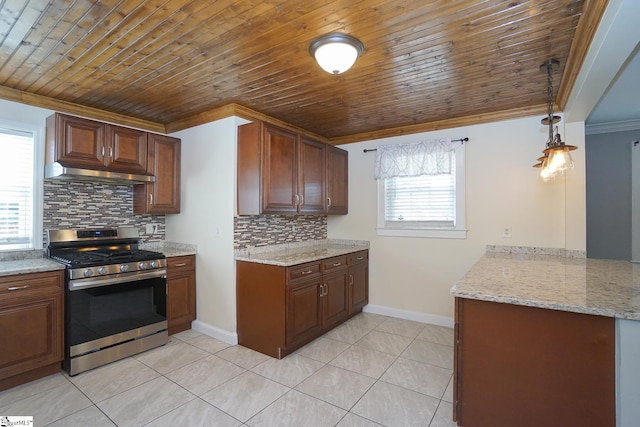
[309,33,364,74]
[534,59,577,181]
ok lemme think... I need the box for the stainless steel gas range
[47,227,168,376]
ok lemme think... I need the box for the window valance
[373,139,455,180]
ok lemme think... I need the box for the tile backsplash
[43,180,165,244]
[234,215,327,249]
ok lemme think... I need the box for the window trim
[376,141,467,239]
[0,119,44,251]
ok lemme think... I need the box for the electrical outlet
[502,226,512,239]
[145,224,156,234]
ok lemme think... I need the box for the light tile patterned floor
[0,313,456,427]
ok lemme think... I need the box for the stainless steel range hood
[45,162,155,184]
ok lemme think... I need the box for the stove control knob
[120,264,130,272]
[83,269,93,278]
[97,267,107,275]
[138,262,148,270]
[150,260,159,268]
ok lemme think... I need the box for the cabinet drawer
[167,255,195,271]
[322,256,348,273]
[0,271,63,296]
[288,262,321,282]
[347,251,368,265]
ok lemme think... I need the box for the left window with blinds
[0,120,44,250]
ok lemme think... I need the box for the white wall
[328,115,579,321]
[166,117,246,342]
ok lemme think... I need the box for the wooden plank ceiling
[0,0,607,144]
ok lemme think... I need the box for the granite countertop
[141,241,197,258]
[451,250,640,320]
[0,258,66,277]
[235,239,370,266]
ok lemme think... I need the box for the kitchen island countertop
[451,249,640,320]
[235,239,369,266]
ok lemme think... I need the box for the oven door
[66,270,167,357]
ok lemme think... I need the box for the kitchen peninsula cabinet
[237,120,347,215]
[166,255,196,335]
[133,134,181,214]
[0,270,64,392]
[236,248,368,358]
[46,112,148,174]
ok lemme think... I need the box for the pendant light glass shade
[309,33,364,74]
[534,59,578,182]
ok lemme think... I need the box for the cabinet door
[326,145,348,214]
[286,279,323,348]
[106,125,148,173]
[298,137,326,214]
[0,271,64,383]
[167,269,196,335]
[261,125,299,214]
[134,134,180,214]
[348,261,368,314]
[52,113,106,169]
[322,269,349,330]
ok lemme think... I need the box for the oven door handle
[69,269,167,291]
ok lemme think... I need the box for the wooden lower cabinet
[454,297,615,427]
[0,270,64,392]
[166,255,196,335]
[347,251,368,314]
[237,249,368,358]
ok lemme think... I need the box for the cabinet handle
[319,284,324,297]
[357,256,364,261]
[324,284,328,295]
[332,262,342,267]
[101,146,105,157]
[300,194,304,207]
[173,263,187,267]
[295,194,299,206]
[7,285,29,291]
[301,270,314,275]
[327,196,332,208]
[349,274,354,285]
[109,147,113,158]
[149,193,153,206]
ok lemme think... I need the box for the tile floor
[0,313,456,427]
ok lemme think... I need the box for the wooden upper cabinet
[133,134,181,214]
[47,113,106,169]
[237,120,338,215]
[261,124,299,214]
[46,113,147,173]
[299,137,326,214]
[106,125,148,173]
[326,145,348,215]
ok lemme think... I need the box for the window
[0,121,43,250]
[376,139,466,238]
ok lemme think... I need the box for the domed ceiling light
[309,33,364,74]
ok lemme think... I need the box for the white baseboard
[363,304,454,328]
[192,320,238,345]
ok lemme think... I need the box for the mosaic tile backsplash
[43,180,165,244]
[234,215,327,249]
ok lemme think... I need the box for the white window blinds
[0,126,35,249]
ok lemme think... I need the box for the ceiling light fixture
[534,59,577,181]
[309,33,364,75]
